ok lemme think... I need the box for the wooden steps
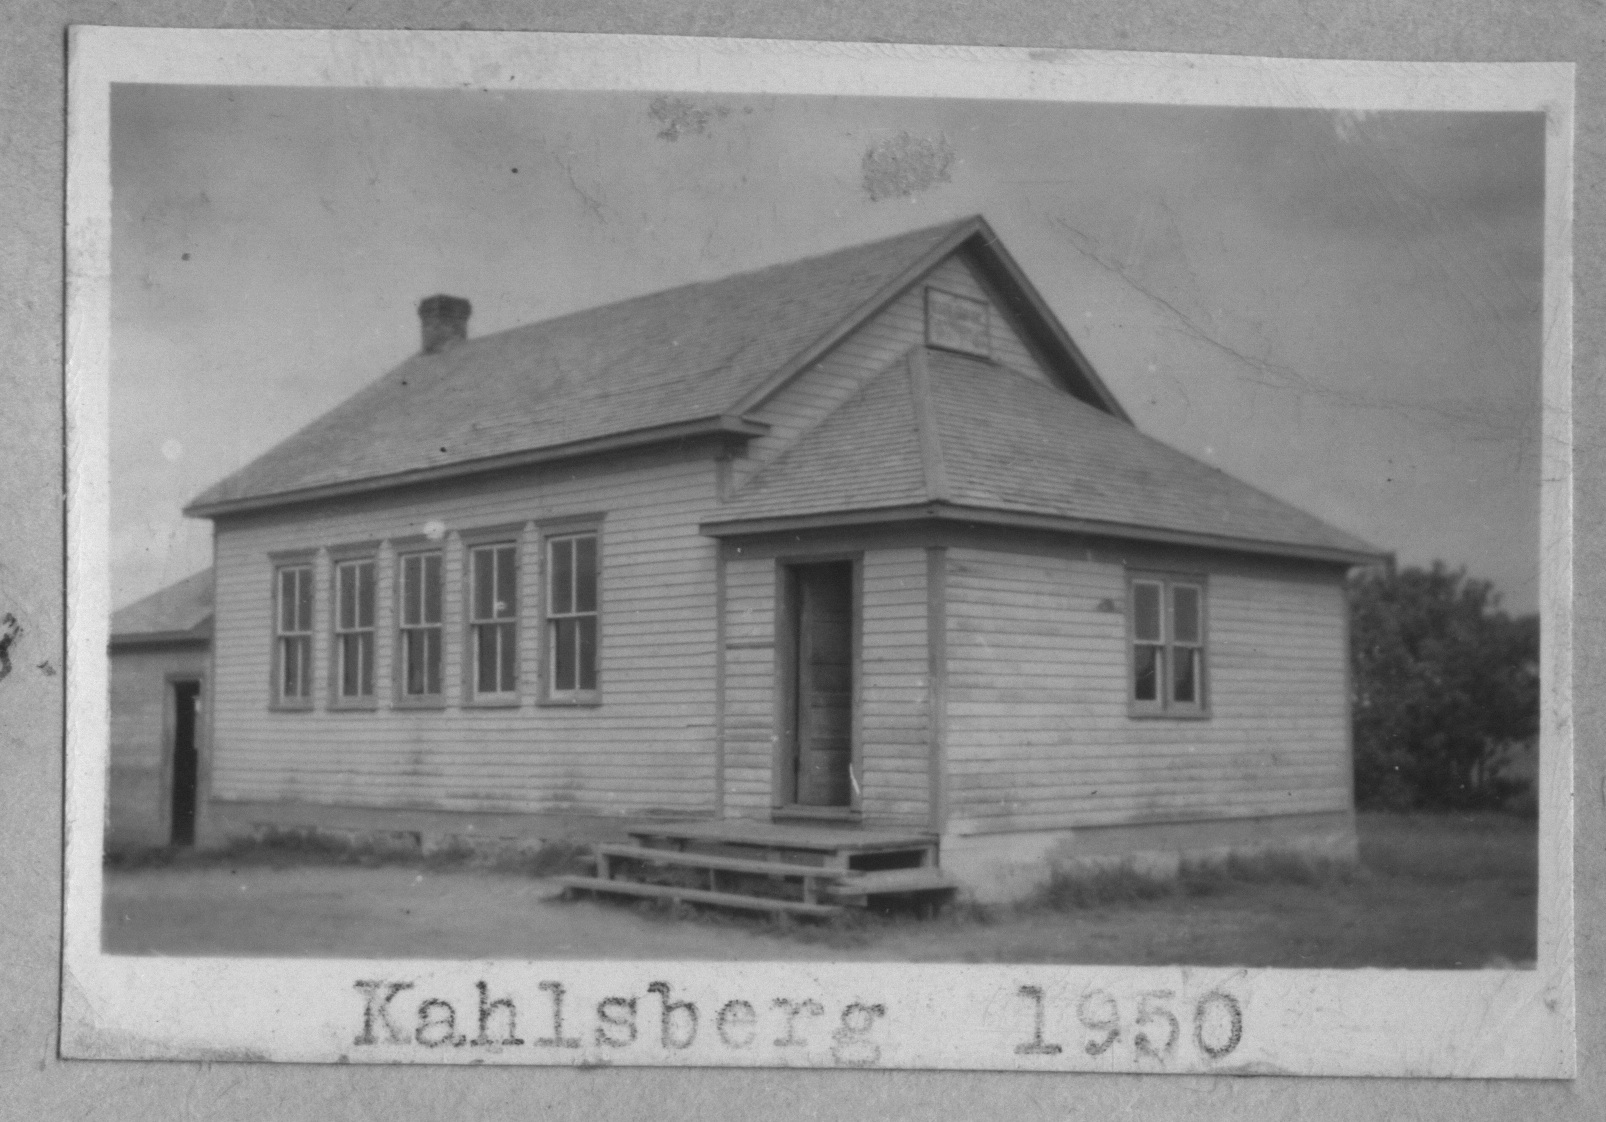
[824,867,961,905]
[557,826,959,918]
[593,843,838,880]
[555,875,844,917]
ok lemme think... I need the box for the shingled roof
[183,217,1375,563]
[188,217,1125,517]
[702,348,1380,565]
[110,568,214,648]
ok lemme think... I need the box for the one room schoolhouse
[183,216,1382,902]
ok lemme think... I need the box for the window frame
[540,519,603,707]
[270,556,315,711]
[395,547,446,708]
[1126,570,1210,719]
[463,532,522,706]
[327,554,378,708]
[924,285,993,359]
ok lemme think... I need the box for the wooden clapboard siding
[719,552,778,817]
[107,644,209,847]
[732,253,1052,489]
[717,546,931,825]
[858,549,931,822]
[943,546,1350,833]
[210,447,721,819]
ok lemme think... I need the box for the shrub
[1349,562,1539,811]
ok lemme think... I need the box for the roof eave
[108,627,212,651]
[185,414,769,520]
[700,501,1385,567]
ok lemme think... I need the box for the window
[546,531,599,697]
[333,558,376,700]
[398,551,443,700]
[1130,574,1207,714]
[469,542,518,698]
[925,287,991,358]
[274,564,313,705]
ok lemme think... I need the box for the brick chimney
[418,294,471,355]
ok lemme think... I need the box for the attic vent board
[925,287,991,359]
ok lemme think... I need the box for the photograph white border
[62,27,1575,1077]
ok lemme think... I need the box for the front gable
[729,240,1101,491]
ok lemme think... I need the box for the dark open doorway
[779,560,856,809]
[170,679,201,846]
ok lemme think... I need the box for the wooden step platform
[625,819,940,873]
[555,875,843,917]
[592,843,845,906]
[559,822,958,918]
[824,867,961,905]
[594,842,841,878]
[627,819,937,852]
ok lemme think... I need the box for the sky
[109,86,1546,614]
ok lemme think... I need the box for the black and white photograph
[60,29,1573,1076]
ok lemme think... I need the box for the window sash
[1131,580,1163,643]
[1171,643,1202,704]
[336,560,375,631]
[402,628,443,697]
[471,544,517,622]
[277,566,313,636]
[278,634,311,700]
[401,552,443,626]
[1171,584,1201,644]
[469,543,518,697]
[547,532,598,695]
[1133,642,1164,703]
[275,565,313,701]
[399,552,444,698]
[338,632,374,698]
[1168,582,1204,706]
[474,620,517,695]
[333,559,376,698]
[551,616,598,693]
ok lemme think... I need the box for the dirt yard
[102,811,1538,967]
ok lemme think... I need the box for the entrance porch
[556,818,957,916]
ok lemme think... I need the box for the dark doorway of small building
[170,679,201,846]
[781,560,856,809]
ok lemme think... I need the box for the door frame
[163,672,205,846]
[771,552,863,818]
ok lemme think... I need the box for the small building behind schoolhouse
[107,567,213,851]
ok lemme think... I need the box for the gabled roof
[186,217,1126,518]
[110,568,214,649]
[703,348,1382,566]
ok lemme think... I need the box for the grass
[573,810,1538,966]
[104,827,593,877]
[1357,809,1538,885]
[103,810,1538,966]
[1034,848,1370,910]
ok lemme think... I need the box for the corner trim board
[714,544,727,819]
[926,546,948,834]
